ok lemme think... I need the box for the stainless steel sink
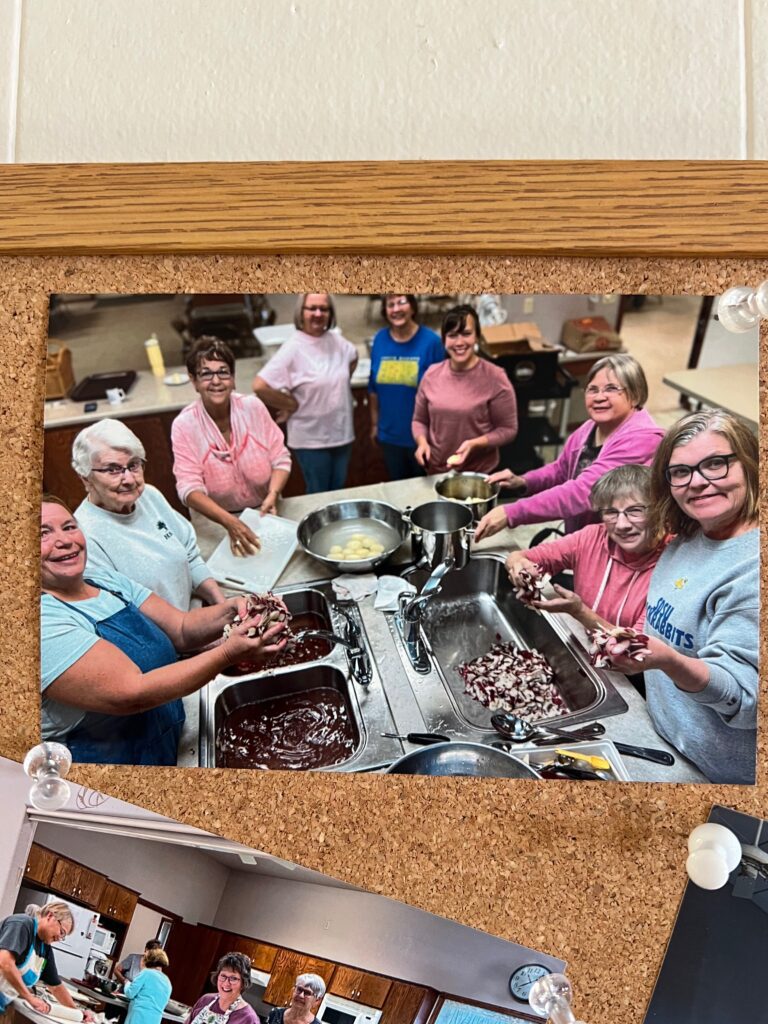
[396,554,627,732]
[199,582,403,771]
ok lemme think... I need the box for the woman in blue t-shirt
[368,294,444,480]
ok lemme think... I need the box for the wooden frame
[1,161,766,1024]
[1,161,766,256]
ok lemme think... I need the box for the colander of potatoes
[297,500,410,573]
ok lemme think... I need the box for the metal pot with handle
[404,501,474,571]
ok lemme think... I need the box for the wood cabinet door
[24,845,56,887]
[329,966,391,1008]
[50,857,84,900]
[263,950,335,1009]
[380,982,436,1024]
[99,882,138,924]
[164,922,224,1006]
[347,390,388,487]
[214,935,279,973]
[74,864,107,908]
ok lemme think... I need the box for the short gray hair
[590,464,651,508]
[71,419,146,478]
[587,353,648,408]
[293,293,337,331]
[295,974,326,1000]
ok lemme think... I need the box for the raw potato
[328,531,385,560]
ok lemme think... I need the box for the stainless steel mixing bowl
[297,499,410,573]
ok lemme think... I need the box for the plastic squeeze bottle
[144,333,166,377]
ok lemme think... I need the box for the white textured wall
[0,0,765,162]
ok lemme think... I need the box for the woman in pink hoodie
[474,354,664,540]
[505,464,666,632]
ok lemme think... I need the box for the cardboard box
[483,322,548,354]
[561,316,622,353]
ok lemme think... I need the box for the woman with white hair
[72,419,225,610]
[265,974,327,1024]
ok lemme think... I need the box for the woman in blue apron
[41,497,287,766]
[0,906,90,1018]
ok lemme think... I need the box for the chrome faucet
[396,557,455,674]
[292,624,373,687]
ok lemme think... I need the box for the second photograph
[40,290,760,784]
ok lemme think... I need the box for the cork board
[2,162,767,1024]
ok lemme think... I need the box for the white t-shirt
[258,329,356,449]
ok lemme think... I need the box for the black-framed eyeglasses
[598,505,648,523]
[302,305,330,314]
[196,368,233,382]
[665,453,738,487]
[294,986,315,997]
[218,974,242,986]
[91,459,145,478]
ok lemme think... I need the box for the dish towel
[374,575,417,611]
[331,574,379,602]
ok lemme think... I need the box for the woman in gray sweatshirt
[606,409,759,784]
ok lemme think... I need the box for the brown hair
[293,293,337,331]
[381,294,419,322]
[211,952,251,991]
[648,409,759,538]
[440,305,484,347]
[42,494,74,515]
[185,335,236,377]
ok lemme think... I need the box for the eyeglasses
[386,297,410,309]
[584,384,625,397]
[665,453,738,487]
[303,305,330,315]
[294,986,315,997]
[197,368,233,382]
[91,459,145,478]
[598,505,648,523]
[219,974,242,986]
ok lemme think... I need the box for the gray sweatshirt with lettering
[644,527,758,784]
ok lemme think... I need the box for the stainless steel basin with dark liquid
[399,554,627,732]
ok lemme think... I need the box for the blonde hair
[144,948,169,969]
[42,902,74,932]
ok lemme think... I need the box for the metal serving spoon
[490,711,606,744]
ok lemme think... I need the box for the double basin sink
[198,554,627,770]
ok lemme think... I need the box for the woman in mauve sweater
[505,465,667,633]
[475,353,664,540]
[411,305,518,475]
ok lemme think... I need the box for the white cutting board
[207,509,298,592]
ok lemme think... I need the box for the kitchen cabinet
[214,934,279,972]
[347,389,389,488]
[380,982,436,1024]
[44,411,186,516]
[99,881,139,924]
[328,966,391,1008]
[23,844,56,887]
[263,950,335,1008]
[49,857,106,908]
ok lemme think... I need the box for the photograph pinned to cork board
[0,752,566,1024]
[1,161,767,1024]
[39,282,758,785]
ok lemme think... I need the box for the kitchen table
[662,362,759,431]
[181,475,705,783]
[61,982,186,1024]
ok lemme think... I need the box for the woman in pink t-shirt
[253,293,358,494]
[412,305,518,475]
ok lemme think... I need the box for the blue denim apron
[0,917,48,1012]
[55,581,185,766]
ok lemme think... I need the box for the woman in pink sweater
[505,464,667,632]
[171,337,292,557]
[474,353,665,540]
[412,305,518,475]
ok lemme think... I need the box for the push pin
[23,743,72,811]
[528,972,588,1024]
[717,281,768,333]
[686,822,743,890]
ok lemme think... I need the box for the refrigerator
[15,886,100,981]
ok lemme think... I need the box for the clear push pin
[716,281,768,333]
[23,743,72,811]
[528,972,588,1023]
[686,822,742,890]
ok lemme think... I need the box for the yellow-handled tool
[554,748,612,772]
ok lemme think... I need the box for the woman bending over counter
[171,337,292,557]
[412,305,518,475]
[475,353,664,540]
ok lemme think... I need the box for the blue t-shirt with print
[368,325,444,447]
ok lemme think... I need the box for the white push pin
[23,743,72,811]
[528,973,588,1024]
[717,281,768,333]
[686,822,743,890]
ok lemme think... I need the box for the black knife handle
[613,742,675,765]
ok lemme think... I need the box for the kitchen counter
[182,475,704,783]
[58,981,186,1024]
[44,348,372,430]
